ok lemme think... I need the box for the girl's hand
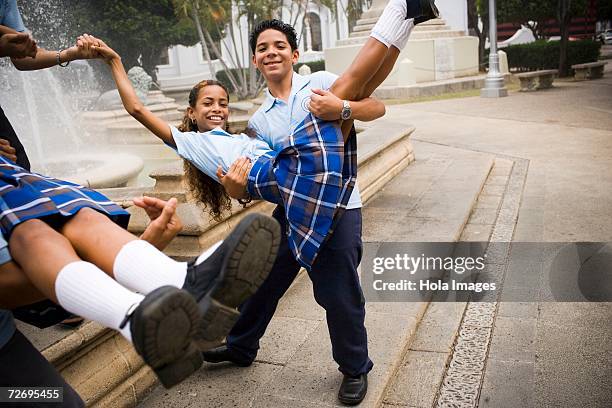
[217,157,251,199]
[63,33,97,60]
[135,196,183,250]
[71,34,119,62]
[91,37,120,63]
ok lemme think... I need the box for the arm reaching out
[86,35,175,146]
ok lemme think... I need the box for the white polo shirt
[248,71,362,209]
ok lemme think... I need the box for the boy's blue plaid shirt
[247,113,357,271]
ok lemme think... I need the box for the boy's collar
[262,72,311,112]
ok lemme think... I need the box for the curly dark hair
[178,79,232,221]
[249,19,298,54]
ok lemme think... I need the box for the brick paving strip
[434,157,528,408]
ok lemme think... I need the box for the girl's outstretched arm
[84,35,175,146]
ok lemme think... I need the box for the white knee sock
[370,0,408,47]
[54,261,143,341]
[113,240,188,294]
[391,19,415,51]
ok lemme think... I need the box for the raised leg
[329,37,391,102]
[60,208,136,277]
[336,45,402,140]
[360,46,402,98]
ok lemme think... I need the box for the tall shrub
[504,40,600,72]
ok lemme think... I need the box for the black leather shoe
[127,286,203,388]
[338,373,368,405]
[414,0,440,25]
[202,345,254,367]
[182,213,281,350]
[405,0,423,19]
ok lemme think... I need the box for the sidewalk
[138,74,612,408]
[380,74,612,407]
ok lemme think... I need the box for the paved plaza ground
[380,68,612,407]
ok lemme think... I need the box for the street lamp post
[481,0,508,98]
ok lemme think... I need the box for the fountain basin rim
[43,153,144,189]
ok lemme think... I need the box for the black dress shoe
[127,286,203,388]
[405,0,423,19]
[182,213,281,350]
[414,0,440,25]
[338,373,368,405]
[202,345,254,367]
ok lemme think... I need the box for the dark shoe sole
[194,213,281,349]
[338,396,366,406]
[131,286,203,388]
[338,388,368,406]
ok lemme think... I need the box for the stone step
[362,140,494,242]
[352,23,375,33]
[410,29,465,39]
[374,74,488,100]
[361,8,386,20]
[354,17,378,26]
[380,301,466,407]
[413,23,453,31]
[139,142,494,407]
[420,18,446,26]
[381,157,513,407]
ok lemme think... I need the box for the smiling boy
[207,0,440,402]
[206,19,386,405]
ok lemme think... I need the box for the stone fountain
[0,60,144,188]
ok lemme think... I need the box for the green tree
[467,0,489,71]
[557,0,589,76]
[175,0,340,99]
[476,0,589,76]
[497,0,556,40]
[598,1,612,21]
[174,0,268,99]
[18,0,198,88]
[67,0,200,83]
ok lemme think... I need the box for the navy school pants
[0,329,84,407]
[226,206,373,376]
